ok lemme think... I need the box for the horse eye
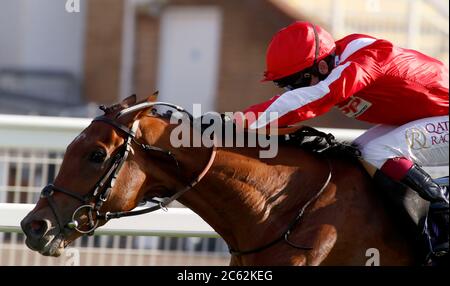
[303,73,311,78]
[89,150,106,163]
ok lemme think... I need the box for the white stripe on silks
[249,62,352,129]
[249,38,376,129]
[339,38,377,63]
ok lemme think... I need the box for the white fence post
[0,159,6,203]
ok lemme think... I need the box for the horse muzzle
[21,215,66,257]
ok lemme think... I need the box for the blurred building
[282,0,449,64]
[0,0,448,129]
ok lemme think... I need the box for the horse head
[20,94,212,256]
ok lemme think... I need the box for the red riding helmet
[262,21,336,82]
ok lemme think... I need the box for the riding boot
[401,164,449,261]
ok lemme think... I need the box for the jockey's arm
[240,59,381,130]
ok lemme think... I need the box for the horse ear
[121,94,137,107]
[130,91,158,120]
[147,91,159,102]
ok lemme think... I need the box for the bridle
[40,102,216,235]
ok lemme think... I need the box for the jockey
[239,21,449,262]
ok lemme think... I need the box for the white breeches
[353,116,449,169]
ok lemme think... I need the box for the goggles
[273,67,316,91]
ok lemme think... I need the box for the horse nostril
[28,220,50,239]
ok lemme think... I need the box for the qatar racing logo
[404,120,449,151]
[405,128,430,150]
[425,120,449,146]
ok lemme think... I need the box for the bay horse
[20,95,421,265]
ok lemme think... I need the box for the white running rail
[0,203,216,236]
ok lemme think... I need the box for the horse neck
[177,145,331,253]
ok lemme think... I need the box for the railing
[0,114,447,265]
